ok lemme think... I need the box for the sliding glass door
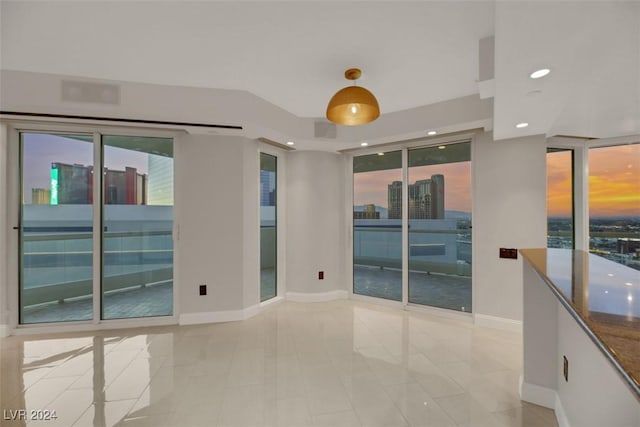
[19,131,174,324]
[407,143,471,312]
[352,142,472,312]
[102,136,174,319]
[353,151,403,301]
[20,133,95,323]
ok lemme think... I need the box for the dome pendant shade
[326,68,380,126]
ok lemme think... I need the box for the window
[20,133,94,323]
[408,142,471,312]
[18,131,174,324]
[102,135,174,319]
[589,144,640,270]
[260,153,277,301]
[352,142,473,311]
[547,148,574,249]
[353,151,402,301]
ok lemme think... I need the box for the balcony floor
[354,265,472,312]
[22,282,173,324]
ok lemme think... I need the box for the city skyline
[354,162,471,214]
[354,146,638,218]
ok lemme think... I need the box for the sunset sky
[353,162,471,213]
[547,144,640,217]
[354,144,639,218]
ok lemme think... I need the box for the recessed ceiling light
[516,122,529,128]
[530,68,550,79]
[286,141,295,146]
[377,152,384,156]
[360,142,368,147]
[438,145,446,150]
[427,131,437,136]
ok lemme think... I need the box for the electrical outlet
[318,271,324,280]
[563,355,568,382]
[199,284,207,296]
[499,248,518,259]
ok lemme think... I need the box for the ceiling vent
[314,121,337,139]
[61,80,120,105]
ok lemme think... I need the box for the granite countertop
[520,248,640,397]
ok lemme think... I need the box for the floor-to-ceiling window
[19,130,174,324]
[407,142,471,312]
[260,153,277,301]
[352,142,472,311]
[547,148,574,249]
[20,132,95,323]
[588,143,639,270]
[353,150,403,301]
[102,135,174,319]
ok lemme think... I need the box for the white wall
[0,124,8,336]
[472,131,547,324]
[242,141,260,309]
[286,151,347,297]
[175,134,255,315]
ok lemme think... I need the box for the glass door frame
[347,134,475,316]
[6,121,179,331]
[258,143,287,305]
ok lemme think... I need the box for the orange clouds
[354,144,639,218]
[547,144,640,217]
[588,144,639,217]
[547,150,573,217]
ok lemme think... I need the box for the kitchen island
[520,248,639,427]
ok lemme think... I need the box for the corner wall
[286,151,347,300]
[472,131,547,326]
[175,134,260,322]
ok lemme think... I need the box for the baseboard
[0,324,10,338]
[520,380,557,409]
[259,295,284,310]
[178,298,283,326]
[286,290,348,302]
[474,313,522,333]
[554,392,570,427]
[179,309,245,325]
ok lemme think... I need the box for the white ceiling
[1,1,639,142]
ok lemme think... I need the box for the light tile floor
[0,300,558,427]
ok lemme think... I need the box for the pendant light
[326,68,380,126]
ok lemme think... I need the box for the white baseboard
[259,295,284,310]
[179,297,284,326]
[286,290,348,302]
[179,309,245,325]
[520,380,557,409]
[474,313,522,333]
[554,392,570,427]
[0,324,10,338]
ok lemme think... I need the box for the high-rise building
[50,162,147,205]
[50,163,93,205]
[388,181,403,219]
[260,170,276,207]
[148,155,174,205]
[31,188,50,205]
[354,204,380,219]
[388,175,445,219]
